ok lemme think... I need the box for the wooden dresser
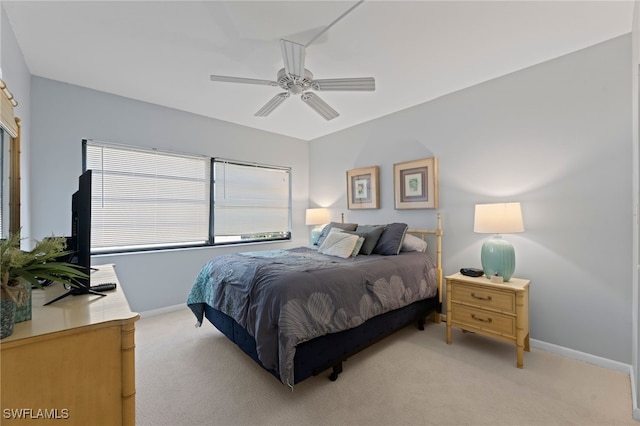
[446,272,530,368]
[1,264,139,425]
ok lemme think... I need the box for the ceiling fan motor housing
[277,68,314,94]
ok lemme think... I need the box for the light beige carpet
[136,308,637,426]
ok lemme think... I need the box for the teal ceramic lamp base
[480,235,516,282]
[310,226,323,245]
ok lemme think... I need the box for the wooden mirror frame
[9,120,20,236]
[0,78,20,236]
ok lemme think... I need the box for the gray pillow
[372,223,409,255]
[315,222,358,246]
[347,225,385,255]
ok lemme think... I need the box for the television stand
[43,267,107,306]
[43,286,107,306]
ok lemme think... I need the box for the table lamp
[306,208,329,245]
[474,202,524,282]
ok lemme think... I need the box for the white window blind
[85,141,211,251]
[214,159,291,242]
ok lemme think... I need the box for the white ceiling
[2,1,634,141]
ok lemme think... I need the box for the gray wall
[309,35,633,364]
[29,77,309,312]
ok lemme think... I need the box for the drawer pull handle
[471,293,492,301]
[471,314,493,324]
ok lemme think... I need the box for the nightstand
[445,272,530,368]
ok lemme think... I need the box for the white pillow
[400,233,428,252]
[318,232,360,259]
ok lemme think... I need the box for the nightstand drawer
[450,303,516,338]
[450,282,516,313]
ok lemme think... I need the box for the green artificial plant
[0,232,88,305]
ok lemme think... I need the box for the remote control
[90,282,117,292]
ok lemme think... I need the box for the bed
[187,215,443,388]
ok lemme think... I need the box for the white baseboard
[440,316,630,374]
[631,365,640,421]
[530,339,639,420]
[139,303,186,318]
[530,338,631,375]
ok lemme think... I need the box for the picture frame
[393,157,438,209]
[346,166,380,209]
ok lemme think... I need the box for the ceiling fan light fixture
[301,93,339,121]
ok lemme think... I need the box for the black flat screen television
[44,170,109,305]
[70,169,92,289]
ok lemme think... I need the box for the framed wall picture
[393,157,438,209]
[346,166,380,209]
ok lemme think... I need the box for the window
[213,159,291,243]
[85,141,211,252]
[84,140,291,253]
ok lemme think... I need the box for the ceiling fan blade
[280,40,306,80]
[301,93,339,121]
[210,75,277,86]
[312,77,375,91]
[255,93,289,117]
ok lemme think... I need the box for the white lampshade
[474,202,524,234]
[305,208,329,226]
[474,202,524,282]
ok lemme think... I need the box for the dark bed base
[203,296,441,385]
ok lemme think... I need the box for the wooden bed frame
[203,214,443,386]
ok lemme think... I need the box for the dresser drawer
[450,303,516,338]
[450,282,516,313]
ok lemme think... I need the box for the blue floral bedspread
[187,247,437,386]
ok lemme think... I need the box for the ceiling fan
[209,39,375,121]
